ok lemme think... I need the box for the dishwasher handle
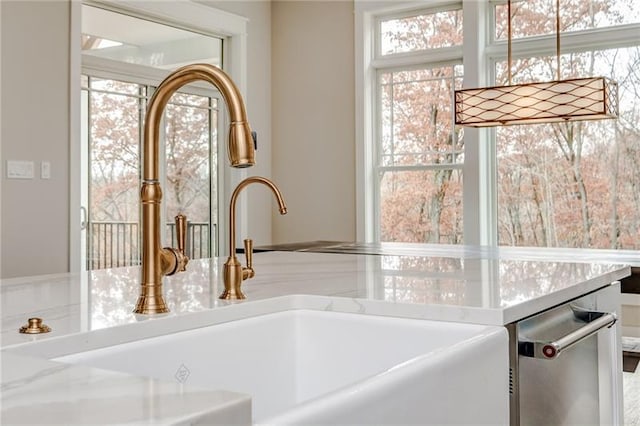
[519,311,617,360]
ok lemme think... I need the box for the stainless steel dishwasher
[507,282,623,426]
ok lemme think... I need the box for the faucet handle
[243,239,255,280]
[174,213,189,272]
[175,214,187,254]
[244,239,253,269]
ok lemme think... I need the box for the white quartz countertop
[1,351,251,425]
[1,249,632,424]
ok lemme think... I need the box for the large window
[492,1,640,250]
[496,46,640,249]
[374,7,464,244]
[364,0,640,249]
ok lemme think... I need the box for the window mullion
[372,46,464,69]
[462,0,497,246]
[378,164,464,173]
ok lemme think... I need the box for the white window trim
[70,0,248,271]
[462,0,496,246]
[354,2,375,242]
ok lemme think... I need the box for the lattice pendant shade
[455,76,619,127]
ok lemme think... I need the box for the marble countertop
[1,249,632,424]
[1,352,251,425]
[258,241,640,266]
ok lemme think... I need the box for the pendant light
[454,0,618,127]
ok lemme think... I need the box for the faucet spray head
[228,121,255,168]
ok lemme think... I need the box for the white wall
[271,0,356,244]
[1,1,71,278]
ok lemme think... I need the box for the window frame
[486,2,640,250]
[357,0,640,247]
[70,0,249,272]
[375,3,464,58]
[373,61,465,243]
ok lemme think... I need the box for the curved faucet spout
[144,63,254,176]
[221,176,288,300]
[135,64,255,315]
[228,177,287,257]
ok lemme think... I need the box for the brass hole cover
[19,317,51,334]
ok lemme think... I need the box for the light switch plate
[6,160,34,179]
[41,161,51,179]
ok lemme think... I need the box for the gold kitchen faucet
[135,64,255,314]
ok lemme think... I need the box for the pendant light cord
[507,0,512,85]
[508,0,561,83]
[556,0,561,80]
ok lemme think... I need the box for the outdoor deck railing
[88,221,214,270]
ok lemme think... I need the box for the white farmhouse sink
[56,309,509,425]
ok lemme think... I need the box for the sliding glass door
[80,76,221,270]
